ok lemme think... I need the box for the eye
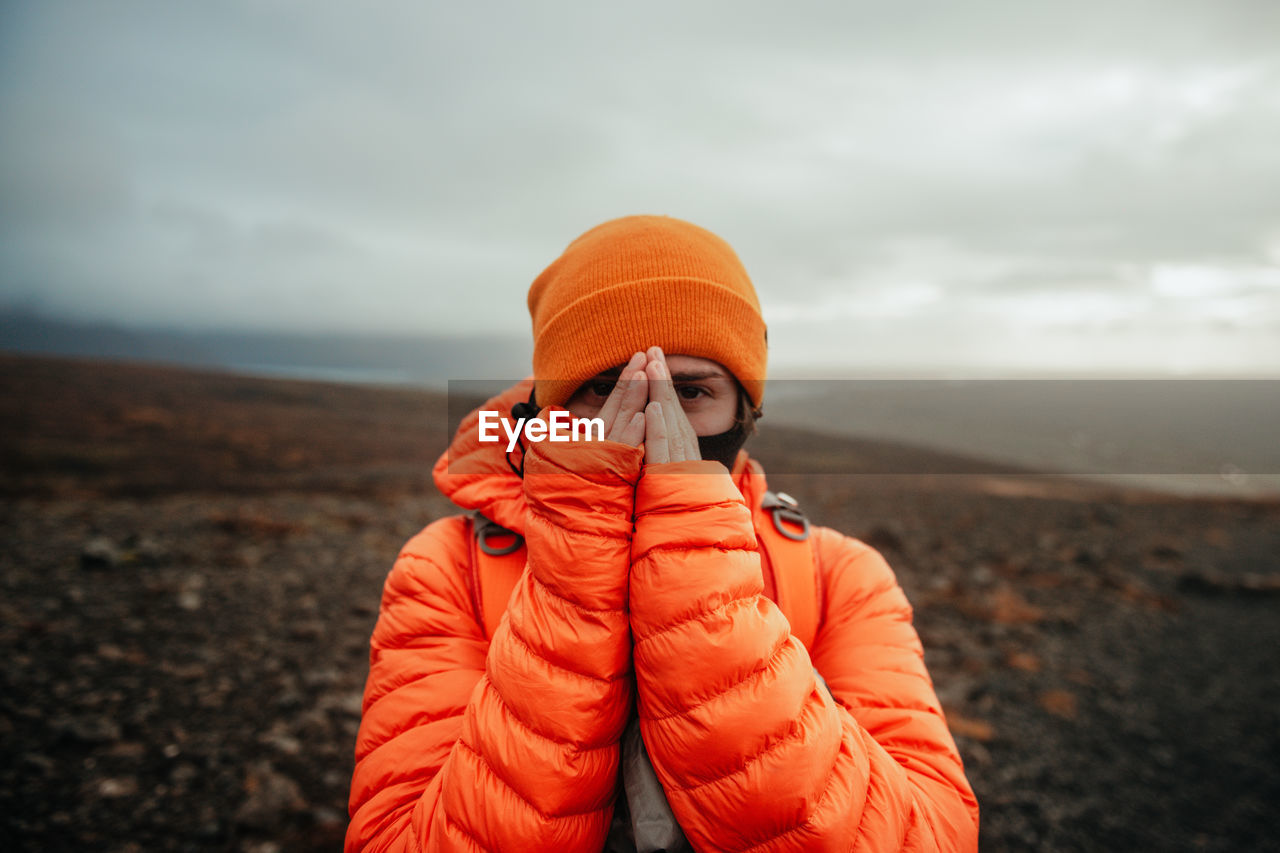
[676,384,708,401]
[589,380,616,398]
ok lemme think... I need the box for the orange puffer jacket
[347,380,979,852]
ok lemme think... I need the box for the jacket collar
[433,379,767,535]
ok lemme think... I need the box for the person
[345,215,979,851]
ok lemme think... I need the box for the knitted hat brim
[533,275,767,409]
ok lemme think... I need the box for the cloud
[1,1,1277,371]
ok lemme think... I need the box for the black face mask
[697,421,751,472]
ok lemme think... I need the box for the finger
[678,398,700,460]
[653,347,700,438]
[643,357,678,460]
[607,369,649,441]
[597,351,646,429]
[661,384,686,462]
[646,352,693,462]
[679,410,701,461]
[644,401,668,465]
[662,351,702,458]
[616,410,646,447]
[606,370,647,442]
[644,349,677,409]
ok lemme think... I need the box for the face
[565,354,740,436]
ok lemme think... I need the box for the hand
[594,351,649,447]
[643,346,702,465]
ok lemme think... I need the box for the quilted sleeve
[808,527,979,851]
[628,462,978,852]
[346,437,643,852]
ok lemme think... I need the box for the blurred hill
[7,310,1276,498]
[767,380,1280,497]
[0,309,531,387]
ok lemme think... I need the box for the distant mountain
[5,309,1276,497]
[766,379,1280,495]
[0,309,532,387]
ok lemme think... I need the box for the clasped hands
[586,346,702,467]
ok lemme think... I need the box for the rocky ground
[2,354,1278,851]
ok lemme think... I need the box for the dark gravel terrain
[2,354,1278,851]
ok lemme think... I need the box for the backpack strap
[469,513,527,640]
[469,491,820,648]
[754,491,820,650]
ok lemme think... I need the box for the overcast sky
[2,1,1278,375]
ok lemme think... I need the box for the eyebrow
[670,370,730,382]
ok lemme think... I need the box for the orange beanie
[528,215,767,409]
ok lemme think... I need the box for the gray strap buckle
[762,491,810,542]
[474,515,524,556]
